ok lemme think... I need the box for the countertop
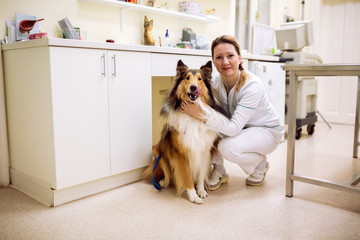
[1,37,280,62]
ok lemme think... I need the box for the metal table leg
[286,71,298,197]
[353,76,360,158]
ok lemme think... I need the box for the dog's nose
[190,84,197,92]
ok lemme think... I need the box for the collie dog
[143,60,228,204]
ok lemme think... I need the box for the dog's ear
[200,61,212,72]
[176,60,188,76]
[200,61,213,80]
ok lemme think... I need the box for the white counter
[1,37,280,206]
[1,37,279,62]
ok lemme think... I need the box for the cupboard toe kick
[10,167,146,206]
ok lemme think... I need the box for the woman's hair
[211,35,248,91]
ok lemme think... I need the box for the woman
[181,35,284,190]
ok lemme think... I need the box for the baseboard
[10,167,146,206]
[52,168,146,206]
[10,168,53,206]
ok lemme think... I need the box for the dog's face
[161,59,229,120]
[174,60,213,104]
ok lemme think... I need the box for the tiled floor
[0,122,359,240]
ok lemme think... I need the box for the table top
[284,64,360,71]
[283,64,360,76]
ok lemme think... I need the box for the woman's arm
[181,81,263,137]
[180,101,207,123]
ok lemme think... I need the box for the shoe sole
[209,175,229,191]
[246,163,270,186]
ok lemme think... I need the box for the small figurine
[147,0,155,7]
[144,16,155,46]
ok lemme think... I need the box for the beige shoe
[209,169,229,191]
[246,162,269,186]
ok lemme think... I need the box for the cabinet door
[108,51,152,174]
[50,47,110,189]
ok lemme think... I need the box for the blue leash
[151,153,162,190]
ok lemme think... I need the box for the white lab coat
[206,69,285,174]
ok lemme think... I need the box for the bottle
[165,29,171,47]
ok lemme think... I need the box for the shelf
[79,0,220,32]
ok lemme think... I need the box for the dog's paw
[159,179,165,187]
[187,189,203,204]
[159,179,169,188]
[197,189,208,199]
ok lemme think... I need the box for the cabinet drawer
[151,53,212,76]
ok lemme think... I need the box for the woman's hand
[180,100,207,123]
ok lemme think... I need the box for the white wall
[0,0,235,45]
[312,0,360,124]
[270,0,311,28]
[235,0,312,52]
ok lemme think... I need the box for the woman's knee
[218,139,238,160]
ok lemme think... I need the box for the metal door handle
[101,53,106,77]
[112,54,116,77]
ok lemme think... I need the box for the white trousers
[213,126,284,175]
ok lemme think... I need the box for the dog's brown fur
[143,60,228,204]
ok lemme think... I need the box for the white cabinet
[107,51,152,174]
[2,38,278,206]
[50,47,111,189]
[3,45,152,205]
[4,46,112,190]
[248,61,286,140]
[2,38,226,205]
[151,53,213,76]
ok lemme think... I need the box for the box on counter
[176,42,191,49]
[178,1,203,16]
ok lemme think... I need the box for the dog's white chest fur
[167,107,219,181]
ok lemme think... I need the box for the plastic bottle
[165,29,171,47]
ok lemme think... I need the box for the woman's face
[212,43,242,80]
